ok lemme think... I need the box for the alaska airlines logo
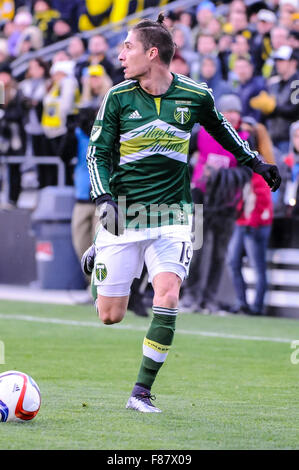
[174,106,191,124]
[130,125,176,140]
[128,125,185,153]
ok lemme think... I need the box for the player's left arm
[198,89,281,192]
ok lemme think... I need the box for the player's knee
[97,303,125,325]
[100,314,117,325]
[99,312,122,325]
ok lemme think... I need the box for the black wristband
[246,156,263,171]
[95,194,113,206]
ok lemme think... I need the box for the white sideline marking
[0,313,294,344]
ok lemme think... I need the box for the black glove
[250,157,281,192]
[81,244,96,275]
[95,194,124,236]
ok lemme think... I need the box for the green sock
[136,306,178,389]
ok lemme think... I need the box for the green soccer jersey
[87,73,257,227]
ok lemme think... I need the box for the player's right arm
[86,89,125,235]
[86,89,120,200]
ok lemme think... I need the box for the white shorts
[93,226,193,297]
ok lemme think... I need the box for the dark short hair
[132,13,175,66]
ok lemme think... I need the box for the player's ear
[148,46,159,61]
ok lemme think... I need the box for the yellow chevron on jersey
[119,119,190,166]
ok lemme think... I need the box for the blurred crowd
[0,0,299,315]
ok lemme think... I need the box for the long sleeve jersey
[87,73,257,228]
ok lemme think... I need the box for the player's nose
[118,49,125,62]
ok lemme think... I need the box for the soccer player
[82,14,281,413]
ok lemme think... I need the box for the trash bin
[32,186,86,290]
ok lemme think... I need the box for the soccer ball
[0,371,41,422]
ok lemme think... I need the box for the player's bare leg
[152,272,181,308]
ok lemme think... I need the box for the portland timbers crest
[174,106,191,125]
[95,263,107,282]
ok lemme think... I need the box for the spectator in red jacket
[227,172,273,315]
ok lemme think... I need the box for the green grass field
[0,299,299,450]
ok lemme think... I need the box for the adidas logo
[13,383,20,392]
[129,110,142,119]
